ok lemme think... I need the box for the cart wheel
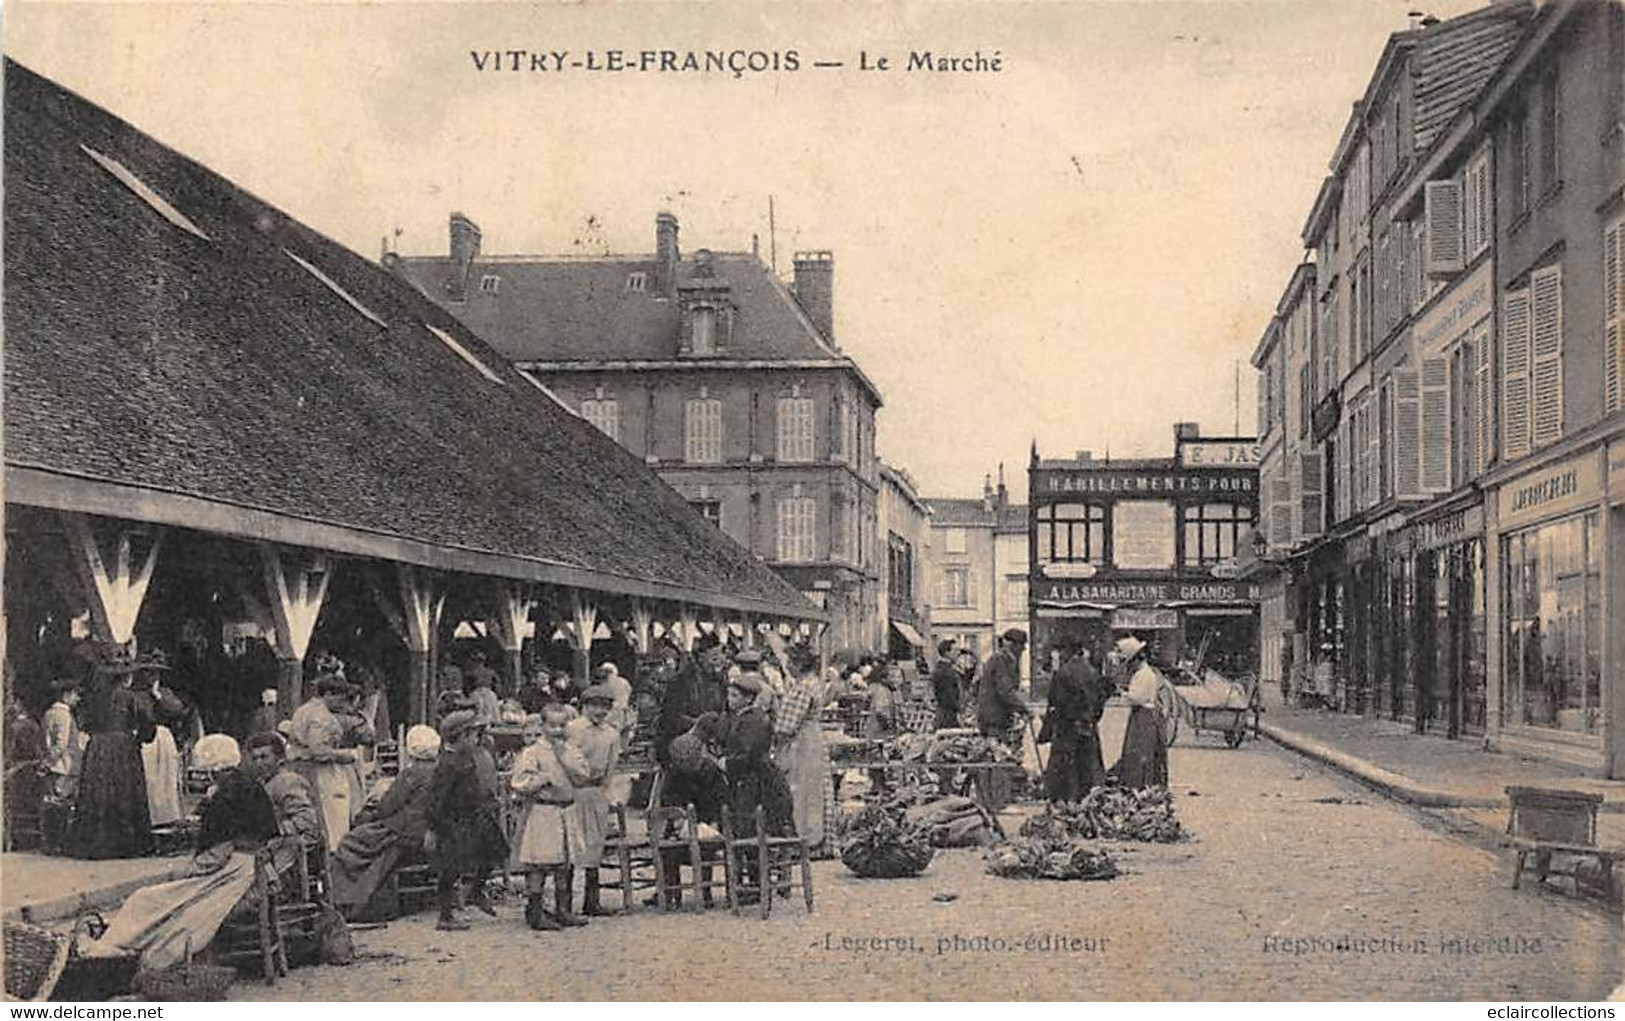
[1224,728,1244,749]
[1156,678,1180,747]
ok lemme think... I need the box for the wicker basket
[897,702,935,735]
[136,938,236,1002]
[4,922,70,1002]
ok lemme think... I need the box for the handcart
[1173,671,1262,748]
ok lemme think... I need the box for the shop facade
[1029,428,1261,676]
[1486,443,1620,773]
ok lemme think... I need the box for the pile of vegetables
[984,836,1118,882]
[1021,785,1185,843]
[839,804,936,879]
[902,795,995,848]
[925,733,1019,765]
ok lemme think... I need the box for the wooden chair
[211,850,288,984]
[722,805,814,920]
[387,846,439,918]
[1506,785,1623,901]
[646,805,701,911]
[373,725,404,779]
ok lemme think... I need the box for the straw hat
[1114,636,1147,661]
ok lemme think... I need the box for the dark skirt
[328,822,407,911]
[68,732,153,860]
[1114,706,1169,790]
[1044,727,1107,803]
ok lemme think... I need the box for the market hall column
[61,512,164,648]
[566,592,599,683]
[258,543,332,712]
[487,580,536,697]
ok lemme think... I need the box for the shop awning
[890,619,926,648]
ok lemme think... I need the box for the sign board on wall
[1036,580,1260,604]
[1177,441,1263,468]
[1497,451,1602,531]
[1111,608,1180,629]
[1413,260,1493,355]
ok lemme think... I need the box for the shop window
[1182,503,1255,566]
[1037,504,1106,565]
[1502,512,1602,735]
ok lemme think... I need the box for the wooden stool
[1506,785,1623,902]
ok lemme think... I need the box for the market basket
[4,921,70,1002]
[897,702,935,735]
[137,937,236,1002]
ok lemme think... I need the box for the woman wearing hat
[133,650,186,829]
[328,724,442,920]
[67,649,156,859]
[287,674,365,850]
[1112,635,1170,789]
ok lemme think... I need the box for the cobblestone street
[231,710,1622,1001]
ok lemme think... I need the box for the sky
[5,0,1487,503]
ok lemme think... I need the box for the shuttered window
[1425,180,1464,278]
[1605,217,1623,414]
[1420,356,1451,494]
[1378,380,1394,501]
[1474,321,1494,475]
[1393,368,1421,498]
[684,397,724,463]
[1503,287,1532,462]
[1299,452,1323,538]
[1530,264,1564,449]
[776,395,815,462]
[1463,153,1491,260]
[777,493,817,562]
[1271,478,1293,549]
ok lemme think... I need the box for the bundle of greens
[839,804,937,879]
[1024,785,1184,843]
[925,733,1018,765]
[984,836,1118,881]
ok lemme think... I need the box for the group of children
[428,673,626,932]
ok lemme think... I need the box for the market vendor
[976,630,1030,738]
[930,640,961,730]
[1041,640,1110,802]
[655,640,728,770]
[68,651,155,860]
[80,734,277,973]
[287,674,366,851]
[1110,635,1169,789]
[328,723,440,919]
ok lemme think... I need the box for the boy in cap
[564,684,623,916]
[512,704,590,930]
[426,710,509,930]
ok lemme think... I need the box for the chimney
[1174,422,1201,441]
[1075,450,1093,463]
[997,463,1008,510]
[446,212,481,302]
[792,251,835,345]
[655,212,680,298]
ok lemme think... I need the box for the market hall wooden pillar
[565,592,598,683]
[676,605,700,653]
[258,543,332,712]
[62,513,164,647]
[741,614,758,650]
[628,599,656,657]
[395,566,445,724]
[487,580,535,696]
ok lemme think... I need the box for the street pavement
[231,707,1622,1001]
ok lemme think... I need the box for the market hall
[1,59,825,867]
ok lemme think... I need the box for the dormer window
[626,271,648,292]
[692,306,718,355]
[479,274,500,294]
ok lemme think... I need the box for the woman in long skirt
[135,653,186,827]
[771,651,830,850]
[68,655,155,860]
[1111,635,1169,790]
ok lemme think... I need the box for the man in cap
[656,640,729,773]
[976,629,1031,738]
[721,671,794,901]
[564,684,622,917]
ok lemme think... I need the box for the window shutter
[1394,368,1422,498]
[1271,478,1292,549]
[1425,180,1464,278]
[1529,265,1564,448]
[1299,452,1322,538]
[1605,219,1622,414]
[1420,356,1451,493]
[1503,288,1532,462]
[1474,322,1494,475]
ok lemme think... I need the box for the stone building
[390,214,884,651]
